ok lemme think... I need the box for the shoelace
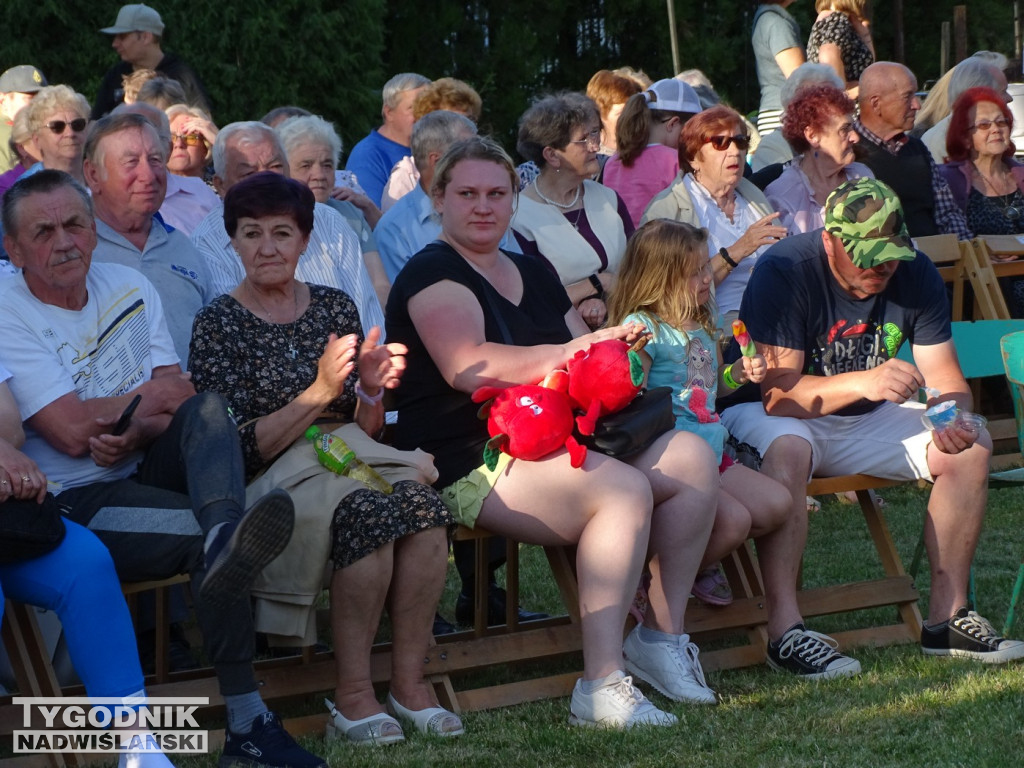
[952,611,1002,644]
[665,640,712,689]
[777,628,840,665]
[606,675,646,707]
[681,641,711,688]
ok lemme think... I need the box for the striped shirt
[190,200,385,335]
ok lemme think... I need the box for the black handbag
[0,493,67,565]
[578,386,675,458]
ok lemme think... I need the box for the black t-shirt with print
[739,230,951,417]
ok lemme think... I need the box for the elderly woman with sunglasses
[165,104,218,180]
[22,85,91,185]
[643,105,785,324]
[511,93,634,330]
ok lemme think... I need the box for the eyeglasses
[567,129,601,150]
[705,134,750,152]
[45,118,87,135]
[172,132,204,147]
[970,117,1010,132]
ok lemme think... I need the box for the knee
[762,435,812,487]
[178,391,234,430]
[715,499,753,546]
[594,463,654,529]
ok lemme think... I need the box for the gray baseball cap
[100,4,165,35]
[0,65,48,94]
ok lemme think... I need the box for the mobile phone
[111,394,142,436]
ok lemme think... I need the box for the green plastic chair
[998,330,1024,636]
[901,320,1024,616]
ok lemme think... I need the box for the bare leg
[700,493,753,569]
[924,432,992,624]
[479,449,652,680]
[753,435,813,641]
[626,431,718,635]
[387,526,449,710]
[330,545,392,719]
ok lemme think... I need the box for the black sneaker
[201,490,295,610]
[921,607,1024,664]
[220,711,325,768]
[766,623,862,679]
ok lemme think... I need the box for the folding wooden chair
[914,234,968,320]
[963,238,1012,320]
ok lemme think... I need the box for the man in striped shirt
[191,121,385,335]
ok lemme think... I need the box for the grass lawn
[16,483,1024,768]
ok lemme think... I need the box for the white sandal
[324,698,405,746]
[385,692,464,737]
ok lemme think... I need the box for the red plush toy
[567,339,646,435]
[472,370,588,470]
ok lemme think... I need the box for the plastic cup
[921,400,959,431]
[954,411,988,433]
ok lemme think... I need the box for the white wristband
[355,380,384,406]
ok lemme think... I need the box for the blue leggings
[0,519,143,699]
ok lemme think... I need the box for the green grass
[29,483,1024,768]
[270,483,1024,767]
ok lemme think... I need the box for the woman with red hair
[642,105,784,324]
[939,86,1024,312]
[765,83,873,235]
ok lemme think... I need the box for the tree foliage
[1,0,1017,161]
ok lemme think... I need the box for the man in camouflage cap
[720,176,1023,679]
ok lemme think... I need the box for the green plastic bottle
[304,425,393,494]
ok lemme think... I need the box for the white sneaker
[623,625,718,705]
[568,670,677,729]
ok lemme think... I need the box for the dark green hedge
[1,1,1016,161]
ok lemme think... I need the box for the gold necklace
[246,281,300,359]
[972,163,1023,223]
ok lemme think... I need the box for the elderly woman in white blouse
[642,105,785,324]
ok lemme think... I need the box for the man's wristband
[719,247,738,270]
[722,364,742,390]
[355,380,384,406]
[587,273,606,300]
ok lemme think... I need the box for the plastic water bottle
[304,426,393,494]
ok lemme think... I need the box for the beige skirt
[246,423,438,644]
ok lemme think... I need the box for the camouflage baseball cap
[824,177,916,268]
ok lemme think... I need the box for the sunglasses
[172,132,204,147]
[45,118,87,135]
[970,117,1010,132]
[705,134,750,152]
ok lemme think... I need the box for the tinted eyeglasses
[172,132,204,147]
[971,117,1010,132]
[45,118,88,135]
[705,134,750,152]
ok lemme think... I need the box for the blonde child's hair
[608,219,717,337]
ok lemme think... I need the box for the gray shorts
[720,400,935,482]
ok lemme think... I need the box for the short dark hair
[2,169,93,239]
[516,92,600,167]
[222,171,315,239]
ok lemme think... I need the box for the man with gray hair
[921,53,1011,163]
[375,111,480,281]
[190,121,385,333]
[854,61,972,239]
[344,72,430,207]
[84,111,212,366]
